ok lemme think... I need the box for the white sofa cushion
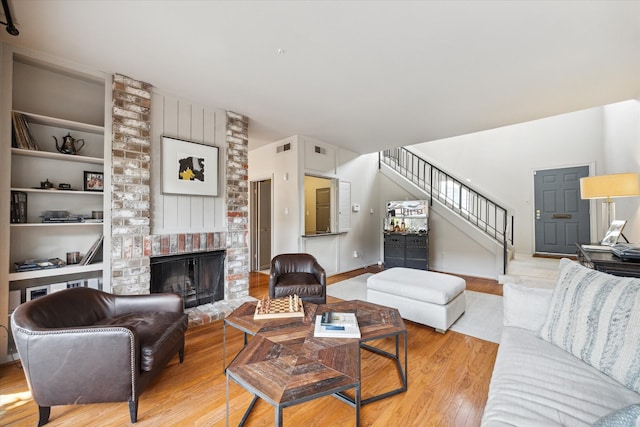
[503,283,553,333]
[539,258,640,394]
[482,327,640,426]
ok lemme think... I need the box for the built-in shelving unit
[0,43,112,363]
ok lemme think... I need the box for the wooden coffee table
[224,300,407,426]
[225,301,360,426]
[315,300,408,405]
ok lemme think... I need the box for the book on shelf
[80,235,104,266]
[41,210,85,223]
[42,217,85,223]
[14,257,65,272]
[314,312,361,338]
[10,191,27,223]
[11,111,39,151]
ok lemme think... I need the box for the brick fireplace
[110,74,251,325]
[150,250,225,308]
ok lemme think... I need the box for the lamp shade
[580,173,640,200]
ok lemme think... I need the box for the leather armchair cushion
[95,311,188,372]
[19,288,113,330]
[273,272,324,299]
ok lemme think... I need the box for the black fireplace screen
[150,251,225,308]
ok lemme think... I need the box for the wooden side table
[226,333,361,426]
[315,300,408,405]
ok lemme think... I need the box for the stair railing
[380,147,514,273]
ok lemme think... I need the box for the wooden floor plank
[0,267,500,426]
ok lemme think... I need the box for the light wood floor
[0,267,501,426]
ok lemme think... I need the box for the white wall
[249,101,640,279]
[248,136,382,274]
[334,150,382,270]
[249,136,301,256]
[150,91,227,234]
[411,107,604,254]
[429,209,498,278]
[602,100,640,241]
[410,101,640,254]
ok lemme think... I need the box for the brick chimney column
[111,74,152,294]
[225,112,250,299]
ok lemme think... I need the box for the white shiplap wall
[150,91,227,234]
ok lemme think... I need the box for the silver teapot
[53,132,85,155]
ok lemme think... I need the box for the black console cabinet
[576,243,640,278]
[384,233,429,270]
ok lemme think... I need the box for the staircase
[379,147,514,274]
[500,254,559,288]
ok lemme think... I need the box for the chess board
[253,295,305,320]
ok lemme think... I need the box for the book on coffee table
[320,311,357,326]
[314,312,360,338]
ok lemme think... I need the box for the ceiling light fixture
[1,0,19,36]
[277,48,285,55]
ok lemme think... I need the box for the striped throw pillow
[539,258,640,393]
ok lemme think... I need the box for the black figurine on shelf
[40,179,54,189]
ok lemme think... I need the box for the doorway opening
[250,179,272,272]
[304,175,335,235]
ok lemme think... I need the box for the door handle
[536,209,541,220]
[551,213,572,219]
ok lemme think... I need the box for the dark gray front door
[534,166,590,254]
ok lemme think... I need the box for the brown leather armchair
[11,287,188,426]
[269,253,327,304]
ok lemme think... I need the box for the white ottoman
[367,267,466,333]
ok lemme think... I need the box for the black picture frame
[161,136,219,196]
[83,171,104,192]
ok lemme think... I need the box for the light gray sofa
[482,259,640,426]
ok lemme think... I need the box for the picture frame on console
[601,219,626,246]
[161,136,219,196]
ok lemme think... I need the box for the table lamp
[580,172,640,240]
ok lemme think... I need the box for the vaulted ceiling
[1,1,639,153]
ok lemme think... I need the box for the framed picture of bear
[161,136,219,196]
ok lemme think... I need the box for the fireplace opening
[150,251,225,308]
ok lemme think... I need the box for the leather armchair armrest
[113,293,184,316]
[268,277,276,299]
[312,261,327,285]
[13,325,138,406]
[269,269,279,288]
